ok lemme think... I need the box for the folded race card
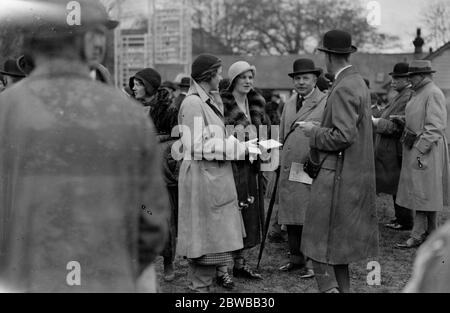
[248,146,262,155]
[258,139,283,150]
[288,162,313,185]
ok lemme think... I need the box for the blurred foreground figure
[0,0,168,292]
[0,59,26,88]
[404,221,450,293]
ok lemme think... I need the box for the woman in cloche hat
[216,61,270,289]
[177,54,258,292]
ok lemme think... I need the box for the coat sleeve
[179,96,247,161]
[415,90,447,154]
[138,117,170,269]
[376,94,408,136]
[309,86,360,152]
[376,119,401,135]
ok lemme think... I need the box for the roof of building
[424,42,450,60]
[214,53,414,92]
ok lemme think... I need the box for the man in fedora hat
[396,60,450,249]
[0,0,168,292]
[0,59,26,88]
[373,63,414,231]
[298,30,379,293]
[277,58,327,279]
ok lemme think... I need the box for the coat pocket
[410,149,430,200]
[200,162,237,209]
[411,148,429,170]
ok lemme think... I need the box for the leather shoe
[279,262,305,272]
[385,222,412,231]
[395,238,423,249]
[216,272,235,290]
[233,265,263,280]
[163,263,175,282]
[299,268,315,279]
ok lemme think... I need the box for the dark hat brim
[317,45,358,54]
[105,19,119,30]
[389,72,410,77]
[288,69,322,78]
[0,70,26,78]
[407,70,436,75]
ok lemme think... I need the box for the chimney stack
[413,28,424,57]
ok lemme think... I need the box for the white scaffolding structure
[113,0,192,88]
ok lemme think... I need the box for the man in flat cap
[0,0,168,292]
[298,30,379,293]
[396,60,450,249]
[373,63,414,231]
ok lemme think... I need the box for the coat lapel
[297,89,322,120]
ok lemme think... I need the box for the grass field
[155,194,449,293]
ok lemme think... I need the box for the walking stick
[257,160,265,240]
[257,167,280,269]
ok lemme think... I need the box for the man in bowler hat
[373,63,414,231]
[0,0,168,292]
[278,58,327,279]
[298,30,379,293]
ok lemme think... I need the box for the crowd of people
[0,0,450,293]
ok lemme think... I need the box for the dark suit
[374,87,414,228]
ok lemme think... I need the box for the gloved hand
[244,138,259,163]
[372,116,380,127]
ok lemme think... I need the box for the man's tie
[296,95,304,113]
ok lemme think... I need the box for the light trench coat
[396,78,450,212]
[278,88,327,225]
[176,81,245,259]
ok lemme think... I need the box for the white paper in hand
[258,139,283,150]
[288,162,313,185]
[248,146,262,155]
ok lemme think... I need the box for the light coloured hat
[408,60,436,75]
[228,61,256,89]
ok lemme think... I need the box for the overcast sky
[369,0,432,53]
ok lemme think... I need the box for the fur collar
[220,89,268,127]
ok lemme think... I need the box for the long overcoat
[374,87,413,194]
[176,81,245,259]
[396,78,450,212]
[221,89,269,249]
[0,59,169,292]
[278,88,327,225]
[301,66,379,265]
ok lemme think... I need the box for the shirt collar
[334,65,353,80]
[302,87,316,100]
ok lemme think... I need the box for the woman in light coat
[177,54,256,292]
